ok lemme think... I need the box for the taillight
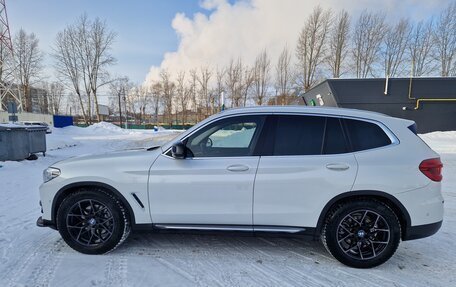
[419,158,443,182]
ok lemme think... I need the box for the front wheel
[57,190,130,254]
[321,199,401,268]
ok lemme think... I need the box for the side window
[273,115,325,156]
[186,116,264,157]
[344,119,392,152]
[323,117,348,154]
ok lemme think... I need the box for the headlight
[43,167,61,183]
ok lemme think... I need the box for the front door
[149,115,265,226]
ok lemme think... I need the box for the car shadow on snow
[117,230,345,264]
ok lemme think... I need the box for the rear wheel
[57,189,130,254]
[321,199,401,268]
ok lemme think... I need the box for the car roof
[161,105,414,151]
[218,106,392,121]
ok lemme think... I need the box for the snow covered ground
[0,123,455,287]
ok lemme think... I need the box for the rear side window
[272,115,348,156]
[273,115,325,155]
[344,119,392,152]
[323,117,348,154]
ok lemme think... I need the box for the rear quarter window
[344,119,392,152]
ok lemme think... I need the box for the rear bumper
[36,216,57,230]
[403,220,442,241]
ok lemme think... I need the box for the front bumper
[36,216,57,230]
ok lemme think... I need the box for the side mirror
[171,142,186,159]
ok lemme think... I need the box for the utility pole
[123,88,128,129]
[0,0,22,111]
[118,86,123,128]
[220,91,225,111]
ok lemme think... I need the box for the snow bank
[420,131,456,154]
[84,121,127,135]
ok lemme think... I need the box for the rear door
[253,114,358,228]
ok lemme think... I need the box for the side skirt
[132,223,316,238]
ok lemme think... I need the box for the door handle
[227,164,249,172]
[326,163,350,171]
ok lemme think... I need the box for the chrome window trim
[162,111,400,158]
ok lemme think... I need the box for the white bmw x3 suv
[37,106,444,268]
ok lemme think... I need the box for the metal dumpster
[27,126,47,155]
[0,124,30,161]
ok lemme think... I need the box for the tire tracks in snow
[103,254,128,287]
[2,233,53,287]
[26,238,65,287]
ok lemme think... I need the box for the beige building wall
[0,112,53,125]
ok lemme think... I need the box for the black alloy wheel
[57,190,130,254]
[321,199,401,268]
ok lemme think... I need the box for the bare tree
[159,70,175,126]
[252,50,270,105]
[176,71,190,124]
[197,66,212,117]
[188,69,199,121]
[408,20,437,76]
[88,16,117,121]
[44,81,65,115]
[352,11,387,78]
[452,59,456,76]
[135,85,150,124]
[296,6,332,91]
[382,19,412,77]
[275,45,292,102]
[433,2,456,76]
[327,10,350,78]
[149,82,162,125]
[240,64,254,107]
[63,92,82,116]
[109,76,131,126]
[125,87,139,122]
[225,58,242,107]
[124,85,149,124]
[53,14,116,124]
[54,28,87,122]
[215,67,226,111]
[13,29,44,112]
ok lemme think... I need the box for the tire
[56,189,130,254]
[321,199,401,268]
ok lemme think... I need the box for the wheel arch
[315,190,411,240]
[51,181,136,229]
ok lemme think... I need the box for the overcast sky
[7,0,453,86]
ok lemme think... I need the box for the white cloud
[144,0,452,86]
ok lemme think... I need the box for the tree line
[2,3,455,125]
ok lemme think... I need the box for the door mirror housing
[171,142,187,159]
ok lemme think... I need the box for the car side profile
[37,106,444,268]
